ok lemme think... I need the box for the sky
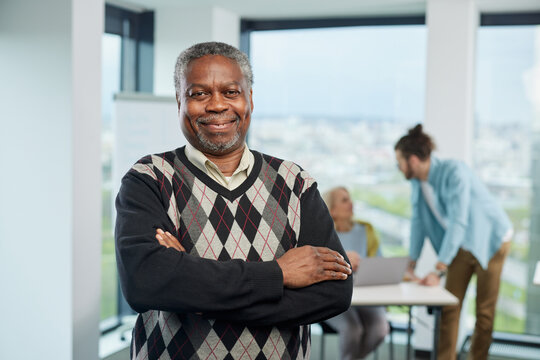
[250,24,538,125]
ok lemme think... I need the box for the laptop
[353,256,409,286]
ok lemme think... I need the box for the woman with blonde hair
[322,186,389,360]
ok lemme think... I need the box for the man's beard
[405,168,414,180]
[194,114,242,153]
[197,130,241,153]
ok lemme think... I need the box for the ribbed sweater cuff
[246,260,284,302]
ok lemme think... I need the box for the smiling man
[115,42,353,360]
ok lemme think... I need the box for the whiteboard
[112,92,187,196]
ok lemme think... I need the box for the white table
[534,261,540,285]
[351,282,458,360]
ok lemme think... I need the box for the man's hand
[155,228,185,252]
[420,272,440,286]
[276,246,352,288]
[420,261,448,286]
[435,261,448,272]
[346,250,360,272]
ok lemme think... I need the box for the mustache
[196,114,239,124]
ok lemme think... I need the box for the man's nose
[206,93,228,112]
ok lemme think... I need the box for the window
[474,13,540,336]
[101,4,154,331]
[101,32,121,322]
[245,19,427,257]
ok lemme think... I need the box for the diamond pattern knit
[127,147,314,360]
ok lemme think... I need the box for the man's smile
[196,116,239,132]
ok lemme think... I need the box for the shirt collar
[427,156,440,184]
[184,142,254,177]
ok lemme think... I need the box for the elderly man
[115,42,353,360]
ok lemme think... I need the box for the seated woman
[322,186,389,360]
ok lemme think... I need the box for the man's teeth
[208,122,231,128]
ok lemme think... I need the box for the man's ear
[249,88,254,111]
[408,154,421,167]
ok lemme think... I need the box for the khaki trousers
[438,242,511,360]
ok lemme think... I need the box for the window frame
[104,3,154,93]
[481,11,540,26]
[240,15,425,55]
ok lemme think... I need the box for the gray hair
[174,41,253,95]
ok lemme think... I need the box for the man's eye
[190,91,207,98]
[225,90,240,97]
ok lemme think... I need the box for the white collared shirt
[184,143,254,190]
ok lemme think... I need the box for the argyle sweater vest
[128,148,313,360]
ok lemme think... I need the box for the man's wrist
[434,268,448,278]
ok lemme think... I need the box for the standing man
[394,124,513,360]
[115,41,353,360]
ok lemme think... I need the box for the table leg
[407,306,412,360]
[430,306,441,360]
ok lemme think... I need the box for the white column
[424,0,478,164]
[153,6,240,96]
[413,0,479,353]
[72,0,104,358]
[0,0,103,359]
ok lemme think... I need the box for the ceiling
[108,0,540,19]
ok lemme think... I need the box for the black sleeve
[204,183,353,327]
[115,170,284,314]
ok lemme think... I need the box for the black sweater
[115,147,352,359]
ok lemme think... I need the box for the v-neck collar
[175,146,263,201]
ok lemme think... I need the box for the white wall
[153,5,240,96]
[0,0,103,359]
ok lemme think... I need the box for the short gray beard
[195,114,242,153]
[197,130,241,153]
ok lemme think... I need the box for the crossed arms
[115,170,353,327]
